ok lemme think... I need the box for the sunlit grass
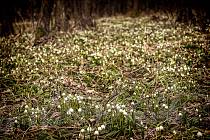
[0,15,209,139]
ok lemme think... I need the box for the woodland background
[1,0,210,37]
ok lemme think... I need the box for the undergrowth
[0,15,209,139]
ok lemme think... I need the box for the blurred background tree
[0,0,210,37]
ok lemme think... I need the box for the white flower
[106,104,111,108]
[159,126,164,130]
[95,105,99,109]
[116,104,121,110]
[131,102,135,105]
[98,127,102,131]
[78,108,82,112]
[24,109,28,113]
[94,130,99,135]
[101,124,106,129]
[80,96,84,100]
[25,105,29,109]
[88,96,92,100]
[87,126,92,132]
[121,105,126,108]
[67,108,74,115]
[178,112,182,116]
[197,131,202,137]
[108,109,112,112]
[140,121,143,125]
[119,109,124,113]
[156,125,164,131]
[58,105,61,109]
[173,130,177,135]
[80,129,85,133]
[123,110,128,116]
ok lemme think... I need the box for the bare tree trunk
[0,0,15,36]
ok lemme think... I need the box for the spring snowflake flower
[88,96,92,100]
[67,108,74,115]
[87,126,92,132]
[123,111,128,116]
[80,129,85,133]
[140,121,143,125]
[78,108,82,112]
[80,96,84,100]
[119,109,124,113]
[64,97,68,101]
[25,105,29,109]
[121,105,126,108]
[197,131,202,137]
[101,124,106,129]
[98,127,102,131]
[178,112,182,116]
[173,130,177,134]
[131,102,135,105]
[156,125,164,131]
[106,104,111,108]
[159,126,164,130]
[94,130,99,135]
[162,104,168,109]
[116,104,121,110]
[95,105,99,109]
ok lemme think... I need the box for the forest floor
[0,15,209,139]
